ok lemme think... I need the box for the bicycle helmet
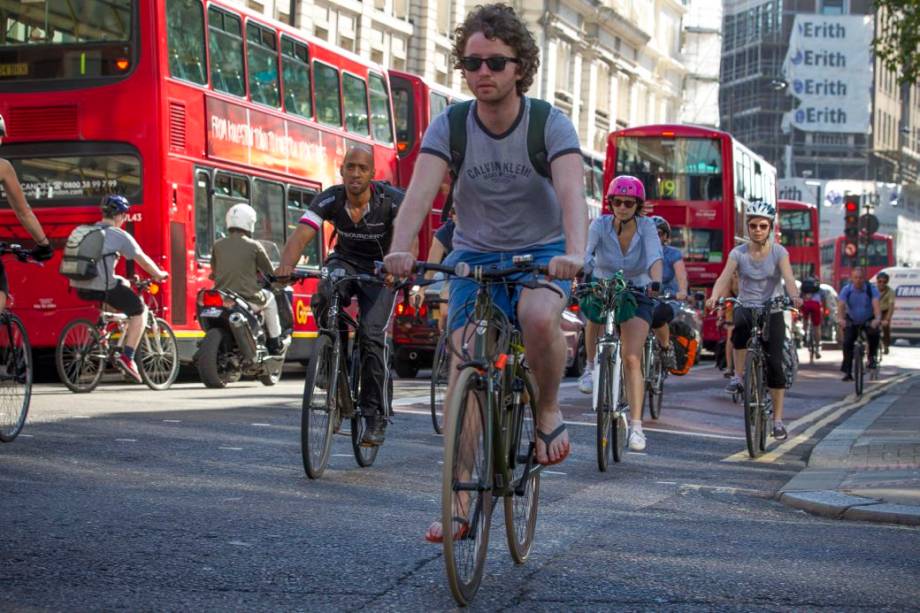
[0,113,6,138]
[607,175,646,203]
[651,215,671,237]
[226,203,257,234]
[101,194,131,217]
[745,200,776,221]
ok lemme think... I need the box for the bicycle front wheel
[595,346,614,472]
[442,366,492,606]
[138,318,179,391]
[430,334,450,434]
[647,350,663,420]
[0,315,32,442]
[743,352,765,459]
[56,319,106,393]
[504,368,540,564]
[854,343,864,396]
[612,358,628,463]
[301,335,338,479]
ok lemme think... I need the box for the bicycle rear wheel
[442,366,492,606]
[56,319,106,393]
[0,315,32,442]
[743,352,765,459]
[504,368,540,564]
[854,343,864,396]
[430,334,450,434]
[138,318,179,390]
[301,335,338,479]
[595,347,614,472]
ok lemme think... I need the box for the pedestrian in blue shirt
[837,267,881,380]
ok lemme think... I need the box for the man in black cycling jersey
[0,113,55,309]
[277,146,405,446]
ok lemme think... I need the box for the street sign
[844,242,858,257]
[859,213,879,235]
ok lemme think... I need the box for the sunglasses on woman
[607,197,637,208]
[748,222,770,231]
[460,56,520,72]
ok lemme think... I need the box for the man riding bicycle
[277,146,405,447]
[383,4,586,542]
[799,274,824,358]
[838,266,881,382]
[68,195,169,383]
[0,113,55,309]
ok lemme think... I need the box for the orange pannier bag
[669,320,699,376]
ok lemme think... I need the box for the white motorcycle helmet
[226,203,257,234]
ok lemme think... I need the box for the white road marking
[162,419,182,423]
[115,438,137,442]
[332,453,352,457]
[251,423,272,427]
[17,433,33,438]
[219,446,243,451]
[227,540,252,547]
[543,470,567,475]
[656,481,677,485]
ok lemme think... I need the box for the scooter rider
[211,204,285,355]
[277,146,405,447]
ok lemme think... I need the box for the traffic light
[843,194,860,258]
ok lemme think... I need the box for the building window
[556,41,573,94]
[167,0,207,85]
[437,0,451,35]
[208,7,245,97]
[820,0,844,14]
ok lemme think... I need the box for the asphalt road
[2,346,919,610]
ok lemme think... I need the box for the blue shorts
[442,240,572,333]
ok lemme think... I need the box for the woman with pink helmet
[580,175,663,452]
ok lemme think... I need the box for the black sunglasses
[460,56,520,72]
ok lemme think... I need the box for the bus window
[430,92,449,120]
[281,36,311,118]
[252,179,285,261]
[195,171,212,258]
[314,62,342,127]
[246,22,280,108]
[368,74,394,144]
[583,157,595,199]
[390,77,414,156]
[167,0,207,85]
[208,8,246,97]
[670,228,724,263]
[213,171,250,239]
[615,137,723,201]
[287,187,322,268]
[343,73,370,135]
[778,209,814,247]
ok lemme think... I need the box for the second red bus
[820,233,895,291]
[777,200,820,281]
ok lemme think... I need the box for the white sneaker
[628,428,647,452]
[578,368,594,394]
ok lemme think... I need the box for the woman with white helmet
[707,201,802,440]
[211,203,284,354]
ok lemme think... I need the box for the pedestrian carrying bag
[59,224,107,281]
[669,319,699,376]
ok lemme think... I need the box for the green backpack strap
[441,100,474,221]
[526,97,552,179]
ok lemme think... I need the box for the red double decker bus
[820,233,895,290]
[777,200,820,281]
[604,124,777,351]
[0,0,399,362]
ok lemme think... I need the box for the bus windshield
[842,239,891,268]
[0,0,134,82]
[615,136,723,201]
[779,209,816,247]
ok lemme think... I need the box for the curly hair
[452,4,540,96]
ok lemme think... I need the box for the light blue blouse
[584,216,663,287]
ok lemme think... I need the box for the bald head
[341,146,375,198]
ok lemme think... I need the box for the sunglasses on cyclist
[748,222,771,231]
[460,56,520,72]
[608,197,637,208]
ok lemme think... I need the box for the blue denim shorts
[442,240,572,333]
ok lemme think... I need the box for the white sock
[586,359,595,371]
[630,420,643,433]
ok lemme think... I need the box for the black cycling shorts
[76,284,144,316]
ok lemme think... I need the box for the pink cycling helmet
[607,175,646,203]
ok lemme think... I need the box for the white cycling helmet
[745,200,776,221]
[226,203,257,234]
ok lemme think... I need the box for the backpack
[59,224,107,281]
[668,319,699,376]
[441,97,553,221]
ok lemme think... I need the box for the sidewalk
[779,373,920,526]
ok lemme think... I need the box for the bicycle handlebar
[0,242,41,265]
[718,295,793,310]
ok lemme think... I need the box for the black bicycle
[721,296,792,458]
[850,321,880,397]
[292,268,394,479]
[0,244,39,443]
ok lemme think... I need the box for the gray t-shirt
[730,242,789,304]
[70,223,141,291]
[420,97,581,252]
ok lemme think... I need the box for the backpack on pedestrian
[441,98,553,221]
[59,223,107,281]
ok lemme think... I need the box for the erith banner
[782,15,873,133]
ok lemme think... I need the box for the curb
[778,372,920,527]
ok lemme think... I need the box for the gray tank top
[730,242,789,304]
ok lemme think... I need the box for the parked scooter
[194,283,293,387]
